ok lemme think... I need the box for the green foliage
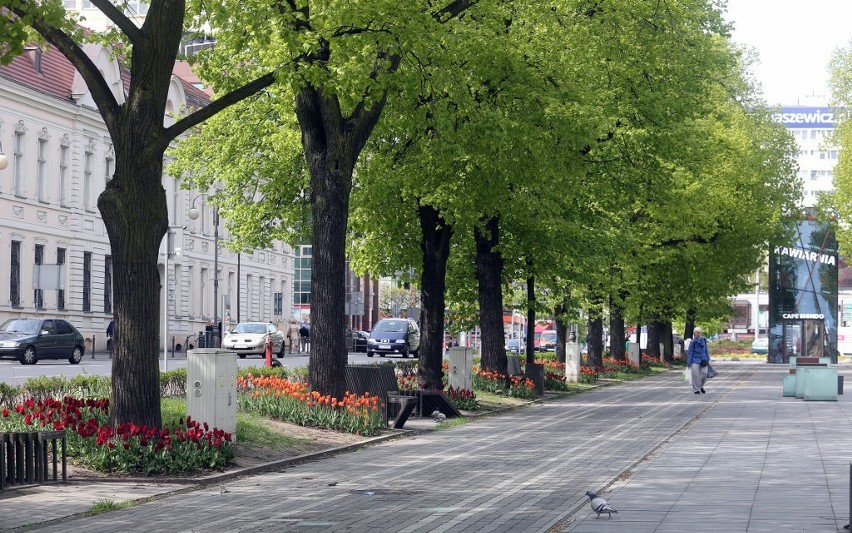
[23,376,72,401]
[827,42,852,254]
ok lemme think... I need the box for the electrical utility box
[447,346,473,391]
[187,349,238,441]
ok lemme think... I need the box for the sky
[724,0,852,106]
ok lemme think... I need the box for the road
[0,350,407,385]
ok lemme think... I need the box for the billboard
[768,220,838,363]
[771,107,836,129]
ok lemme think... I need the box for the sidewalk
[1,361,849,532]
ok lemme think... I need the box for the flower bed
[237,374,384,436]
[0,396,233,475]
[445,385,479,410]
[472,368,537,399]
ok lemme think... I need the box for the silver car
[222,322,286,358]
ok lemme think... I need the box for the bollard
[91,334,96,359]
[171,335,176,358]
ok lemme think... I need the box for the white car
[222,322,286,358]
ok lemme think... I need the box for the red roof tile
[0,45,210,109]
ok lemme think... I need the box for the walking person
[106,319,115,358]
[687,326,710,394]
[287,319,300,355]
[299,322,310,354]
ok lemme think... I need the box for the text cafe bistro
[768,220,839,364]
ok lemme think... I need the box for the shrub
[160,368,187,398]
[69,375,111,398]
[0,382,23,407]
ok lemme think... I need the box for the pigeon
[586,491,617,519]
[431,410,446,422]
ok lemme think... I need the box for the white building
[0,42,295,355]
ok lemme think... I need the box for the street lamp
[188,191,220,347]
[0,142,8,171]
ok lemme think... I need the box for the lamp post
[188,191,220,347]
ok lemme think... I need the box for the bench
[345,365,418,429]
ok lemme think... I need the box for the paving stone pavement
[3,361,849,532]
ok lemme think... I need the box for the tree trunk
[609,300,626,361]
[475,214,507,376]
[586,290,604,368]
[586,312,604,369]
[525,268,535,365]
[684,307,696,340]
[661,320,674,362]
[294,88,358,399]
[99,148,168,429]
[555,300,568,364]
[417,204,453,390]
[634,303,643,345]
[647,319,663,359]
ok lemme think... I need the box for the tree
[1,1,277,427]
[828,42,852,254]
[183,0,491,399]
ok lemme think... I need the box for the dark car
[367,318,420,358]
[0,317,85,365]
[505,338,525,353]
[350,330,369,353]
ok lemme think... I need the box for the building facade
[0,42,295,354]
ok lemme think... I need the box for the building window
[37,137,47,202]
[63,0,76,8]
[14,130,24,197]
[187,266,195,316]
[84,150,93,211]
[59,141,69,207]
[104,255,112,313]
[11,241,21,307]
[173,264,180,315]
[123,1,149,15]
[246,274,254,319]
[34,244,44,309]
[104,152,113,184]
[200,268,207,317]
[57,247,66,310]
[83,252,91,312]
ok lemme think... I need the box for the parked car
[751,337,768,355]
[505,338,525,353]
[367,318,420,358]
[350,330,369,353]
[222,322,286,358]
[538,330,557,352]
[0,317,85,365]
